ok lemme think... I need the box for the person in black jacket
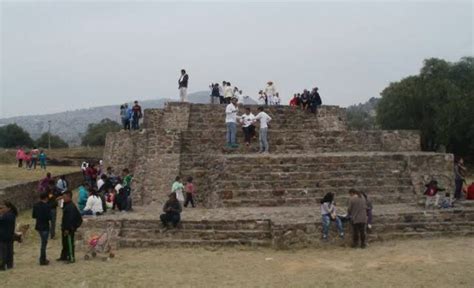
[32,192,52,265]
[178,69,189,102]
[0,201,18,271]
[57,191,82,263]
[309,87,322,114]
[46,180,61,239]
[160,193,182,229]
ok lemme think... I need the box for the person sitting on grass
[78,182,90,212]
[320,192,344,240]
[424,180,445,209]
[81,189,103,216]
[160,192,182,230]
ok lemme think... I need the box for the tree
[346,97,379,130]
[36,132,69,149]
[81,118,121,146]
[0,124,35,148]
[376,57,474,156]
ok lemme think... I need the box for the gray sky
[1,1,472,118]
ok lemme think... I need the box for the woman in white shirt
[240,107,256,146]
[320,192,344,240]
[81,190,104,216]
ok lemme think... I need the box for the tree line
[0,118,121,148]
[348,57,473,157]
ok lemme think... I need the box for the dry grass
[2,209,474,288]
[0,164,78,187]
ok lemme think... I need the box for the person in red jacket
[467,182,474,200]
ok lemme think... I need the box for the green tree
[377,57,474,155]
[36,132,69,148]
[81,118,121,146]
[0,124,35,148]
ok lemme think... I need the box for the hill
[0,91,256,146]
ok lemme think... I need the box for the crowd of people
[119,101,143,130]
[15,147,48,170]
[289,87,322,113]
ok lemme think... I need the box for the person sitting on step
[320,192,344,240]
[160,193,182,230]
[424,180,445,209]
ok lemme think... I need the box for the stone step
[216,178,413,190]
[120,228,272,240]
[369,230,474,241]
[118,238,272,248]
[371,221,474,233]
[121,219,271,230]
[212,171,411,181]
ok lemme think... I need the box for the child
[254,106,272,154]
[440,192,453,209]
[424,180,445,209]
[39,150,47,170]
[171,176,185,204]
[184,176,196,208]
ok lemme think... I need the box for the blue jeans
[38,230,49,262]
[226,122,237,145]
[322,214,344,238]
[259,128,269,152]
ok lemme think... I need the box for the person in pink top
[183,176,196,208]
[16,147,26,168]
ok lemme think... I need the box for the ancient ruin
[80,103,474,248]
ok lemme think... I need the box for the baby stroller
[84,226,115,261]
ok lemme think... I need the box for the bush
[0,124,35,148]
[81,118,121,146]
[36,132,69,149]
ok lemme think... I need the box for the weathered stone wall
[0,171,84,212]
[182,130,421,154]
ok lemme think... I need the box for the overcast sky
[1,1,472,118]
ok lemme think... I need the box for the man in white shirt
[225,98,240,148]
[254,106,272,153]
[240,107,255,146]
[224,82,234,104]
[81,191,104,216]
[264,81,277,105]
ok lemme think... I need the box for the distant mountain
[0,91,257,146]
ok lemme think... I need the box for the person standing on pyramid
[254,106,272,153]
[178,69,189,102]
[264,81,277,106]
[225,97,240,148]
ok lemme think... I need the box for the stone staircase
[96,102,466,249]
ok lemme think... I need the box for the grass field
[0,164,78,187]
[1,209,473,288]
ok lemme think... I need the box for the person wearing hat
[225,97,240,148]
[264,81,277,105]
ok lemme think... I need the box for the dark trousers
[30,158,37,169]
[60,230,75,261]
[0,240,14,270]
[242,125,256,144]
[122,118,130,130]
[50,209,57,239]
[184,193,195,208]
[160,213,181,227]
[454,179,464,200]
[352,223,367,248]
[38,230,49,262]
[132,116,140,130]
[18,159,23,168]
[219,96,225,104]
